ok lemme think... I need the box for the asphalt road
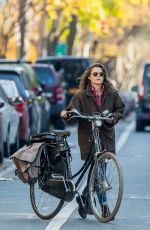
[0,113,150,230]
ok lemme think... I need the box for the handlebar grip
[66,110,74,119]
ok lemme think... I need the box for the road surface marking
[0,177,14,181]
[45,120,135,230]
[116,121,135,152]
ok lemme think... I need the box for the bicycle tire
[88,152,123,223]
[30,181,64,220]
[30,144,64,220]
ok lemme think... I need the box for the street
[0,113,150,230]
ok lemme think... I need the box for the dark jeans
[82,161,108,211]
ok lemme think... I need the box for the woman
[61,62,125,218]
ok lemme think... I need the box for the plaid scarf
[90,83,104,106]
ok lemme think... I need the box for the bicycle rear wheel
[30,179,64,220]
[88,152,123,223]
[30,144,64,219]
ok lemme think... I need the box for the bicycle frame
[39,109,112,197]
[71,119,103,190]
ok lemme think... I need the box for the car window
[33,67,58,86]
[22,72,32,91]
[0,72,27,98]
[0,89,4,101]
[0,85,9,102]
[21,64,40,89]
[36,58,91,87]
[63,59,90,88]
[0,79,19,97]
[50,59,89,82]
[144,65,150,90]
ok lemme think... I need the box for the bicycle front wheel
[88,152,123,223]
[30,179,64,220]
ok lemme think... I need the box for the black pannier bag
[41,177,75,202]
[34,133,75,201]
[28,132,69,176]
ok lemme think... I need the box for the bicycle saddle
[27,132,56,145]
[30,132,52,138]
[52,130,71,137]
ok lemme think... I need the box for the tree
[0,0,18,57]
[18,0,26,58]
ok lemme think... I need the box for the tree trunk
[47,10,62,55]
[38,0,47,56]
[47,36,59,55]
[0,35,8,57]
[19,0,26,58]
[66,15,77,55]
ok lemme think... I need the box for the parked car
[32,63,66,129]
[0,67,30,146]
[0,102,4,165]
[133,63,150,131]
[0,65,41,135]
[0,60,51,133]
[19,63,51,132]
[35,56,92,104]
[119,91,136,118]
[0,84,19,156]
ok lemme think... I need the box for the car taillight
[138,82,144,100]
[56,87,64,102]
[15,102,25,117]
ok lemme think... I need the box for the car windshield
[50,59,90,84]
[0,72,26,98]
[36,58,90,87]
[33,67,57,86]
[144,65,150,91]
[0,79,19,97]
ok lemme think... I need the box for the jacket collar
[86,82,111,97]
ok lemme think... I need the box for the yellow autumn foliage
[0,0,150,60]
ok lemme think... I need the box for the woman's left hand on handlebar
[60,110,68,119]
[105,117,114,124]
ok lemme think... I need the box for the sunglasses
[91,72,104,77]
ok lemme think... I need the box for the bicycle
[30,109,123,223]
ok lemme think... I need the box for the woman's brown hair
[78,63,115,90]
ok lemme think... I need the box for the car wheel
[4,139,10,158]
[0,149,4,165]
[136,120,144,132]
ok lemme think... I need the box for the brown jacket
[66,84,125,160]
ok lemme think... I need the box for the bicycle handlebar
[66,109,114,122]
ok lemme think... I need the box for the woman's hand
[60,110,68,119]
[105,117,114,124]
